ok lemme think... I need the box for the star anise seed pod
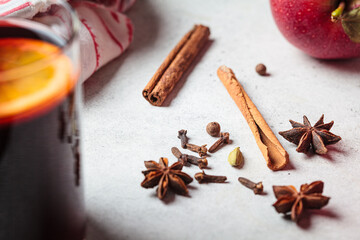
[279,114,341,154]
[141,157,193,199]
[272,181,330,222]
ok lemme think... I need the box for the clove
[171,147,208,169]
[186,143,207,157]
[238,177,263,195]
[194,171,227,183]
[177,129,189,149]
[208,132,230,153]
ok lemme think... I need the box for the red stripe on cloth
[118,0,124,12]
[0,2,31,16]
[0,0,11,5]
[110,11,119,23]
[94,12,124,53]
[81,18,100,73]
[126,18,133,43]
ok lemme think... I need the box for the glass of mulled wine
[0,1,85,240]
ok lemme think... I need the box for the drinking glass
[0,1,85,239]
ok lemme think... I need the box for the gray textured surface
[83,0,360,239]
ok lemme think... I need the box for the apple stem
[331,1,345,22]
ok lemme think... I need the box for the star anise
[141,157,193,199]
[279,115,341,154]
[272,181,330,222]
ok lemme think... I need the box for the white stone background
[83,0,360,239]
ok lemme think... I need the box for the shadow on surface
[318,57,360,74]
[300,144,344,163]
[84,54,128,102]
[84,0,161,102]
[86,216,114,240]
[297,208,339,230]
[86,212,148,240]
[281,158,295,171]
[277,208,339,230]
[127,0,161,52]
[149,185,197,204]
[322,145,345,161]
[259,191,268,196]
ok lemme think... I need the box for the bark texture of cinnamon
[143,25,210,106]
[217,66,289,171]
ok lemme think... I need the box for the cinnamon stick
[143,25,210,106]
[217,66,289,171]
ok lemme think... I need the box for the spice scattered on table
[142,25,210,106]
[171,147,208,169]
[238,177,263,195]
[217,65,289,171]
[178,129,189,149]
[255,63,267,76]
[228,147,244,167]
[206,122,221,137]
[141,158,193,200]
[272,181,330,222]
[208,132,230,153]
[186,143,208,157]
[195,171,227,183]
[279,114,341,155]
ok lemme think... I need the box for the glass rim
[0,0,80,81]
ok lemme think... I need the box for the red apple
[270,0,360,59]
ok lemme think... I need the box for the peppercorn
[206,122,220,137]
[255,63,267,76]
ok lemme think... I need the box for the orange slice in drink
[0,38,76,124]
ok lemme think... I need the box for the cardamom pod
[228,147,243,167]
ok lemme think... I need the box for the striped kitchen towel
[0,0,135,81]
